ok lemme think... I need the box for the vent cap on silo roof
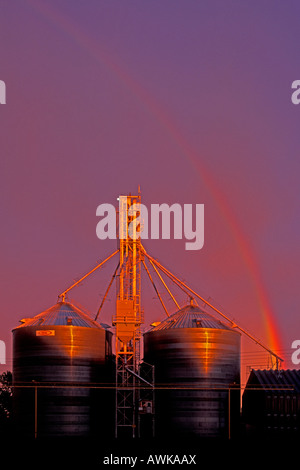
[14,301,106,329]
[147,304,234,331]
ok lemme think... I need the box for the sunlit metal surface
[146,304,235,331]
[144,304,241,437]
[12,301,113,439]
[16,301,102,328]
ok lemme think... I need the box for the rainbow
[28,0,283,357]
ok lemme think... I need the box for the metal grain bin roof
[147,304,234,331]
[246,369,300,393]
[14,301,104,329]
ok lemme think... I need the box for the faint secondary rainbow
[28,0,283,357]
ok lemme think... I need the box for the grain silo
[12,301,113,439]
[143,302,241,437]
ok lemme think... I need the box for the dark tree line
[0,371,12,435]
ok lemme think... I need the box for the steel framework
[112,192,143,437]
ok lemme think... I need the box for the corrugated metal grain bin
[144,303,241,437]
[12,301,113,439]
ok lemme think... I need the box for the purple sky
[1,0,300,379]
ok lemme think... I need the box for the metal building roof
[14,301,104,329]
[246,369,300,393]
[147,304,234,332]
